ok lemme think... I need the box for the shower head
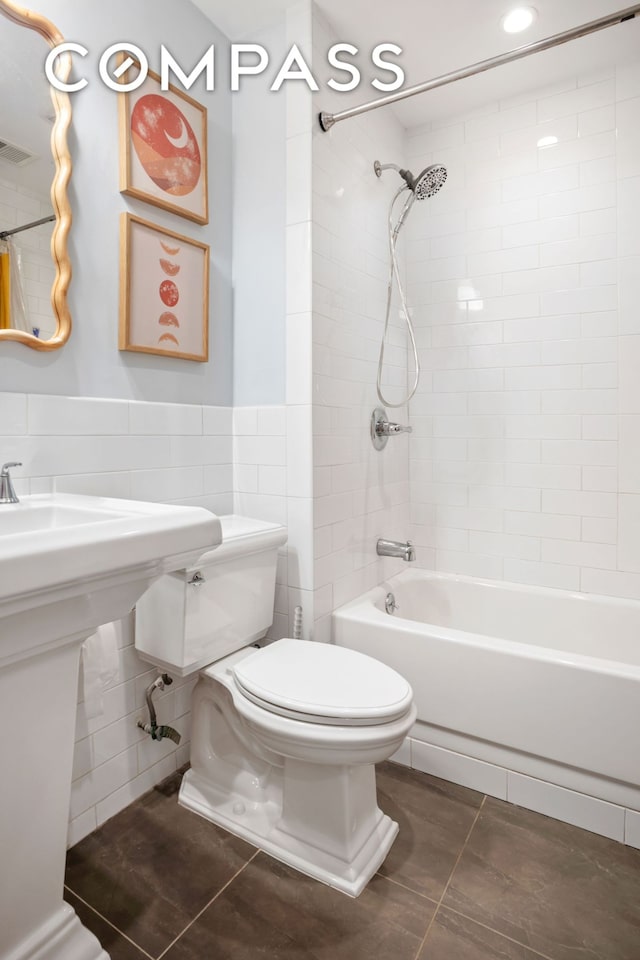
[412,164,448,199]
[374,160,448,199]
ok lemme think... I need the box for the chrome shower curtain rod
[318,4,640,132]
[0,214,55,240]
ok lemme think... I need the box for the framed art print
[119,66,208,224]
[119,213,209,362]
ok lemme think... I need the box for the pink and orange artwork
[119,214,209,362]
[120,68,208,224]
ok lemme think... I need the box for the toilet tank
[135,515,287,676]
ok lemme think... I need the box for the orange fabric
[0,250,10,329]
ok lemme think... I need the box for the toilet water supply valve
[137,673,181,744]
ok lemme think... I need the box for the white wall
[0,0,233,405]
[232,1,319,645]
[406,61,640,598]
[310,8,411,640]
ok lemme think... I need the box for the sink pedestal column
[2,634,108,960]
[0,492,221,960]
[0,579,151,960]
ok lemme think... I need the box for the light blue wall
[0,0,233,405]
[231,21,287,406]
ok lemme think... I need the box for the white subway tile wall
[0,394,233,846]
[309,12,413,634]
[406,66,640,597]
[232,405,292,642]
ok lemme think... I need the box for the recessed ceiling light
[502,7,537,33]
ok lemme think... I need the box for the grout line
[409,796,557,960]
[377,872,439,906]
[437,903,558,960]
[63,886,155,960]
[412,795,487,959]
[440,795,487,903]
[155,849,260,960]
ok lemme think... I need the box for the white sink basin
[0,502,117,535]
[0,492,222,960]
[0,493,223,607]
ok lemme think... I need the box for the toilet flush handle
[188,571,206,587]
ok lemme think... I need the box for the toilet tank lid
[233,638,413,723]
[190,515,287,568]
[220,515,286,540]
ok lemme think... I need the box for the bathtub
[332,568,640,844]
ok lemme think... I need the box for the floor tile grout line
[440,794,487,902]
[438,903,558,960]
[63,886,155,960]
[377,872,440,906]
[155,849,260,960]
[412,795,487,960]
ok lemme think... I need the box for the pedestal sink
[0,493,222,960]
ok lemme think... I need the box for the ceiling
[191,0,640,127]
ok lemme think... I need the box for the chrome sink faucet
[377,538,416,562]
[0,462,22,504]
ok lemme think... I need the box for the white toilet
[135,515,416,897]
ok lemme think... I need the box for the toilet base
[180,765,399,898]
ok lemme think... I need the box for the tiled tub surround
[0,392,233,846]
[405,63,640,598]
[333,568,640,848]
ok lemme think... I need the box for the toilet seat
[230,637,413,726]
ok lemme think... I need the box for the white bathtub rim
[377,566,640,614]
[332,569,640,680]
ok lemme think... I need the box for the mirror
[0,0,71,350]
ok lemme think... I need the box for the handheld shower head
[374,160,448,199]
[413,164,448,199]
[374,160,448,410]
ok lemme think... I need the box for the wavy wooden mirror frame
[0,0,72,350]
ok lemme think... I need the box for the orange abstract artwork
[131,95,201,197]
[119,214,209,362]
[120,68,208,224]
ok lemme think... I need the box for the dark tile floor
[64,762,640,960]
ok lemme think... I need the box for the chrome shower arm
[374,161,400,177]
[375,161,415,191]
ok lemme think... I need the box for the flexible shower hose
[376,185,421,409]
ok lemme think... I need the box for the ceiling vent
[0,139,36,167]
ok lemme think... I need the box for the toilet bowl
[135,515,416,897]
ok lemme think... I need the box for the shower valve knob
[371,408,412,450]
[375,415,412,436]
[382,421,413,435]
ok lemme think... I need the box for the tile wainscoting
[0,392,233,846]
